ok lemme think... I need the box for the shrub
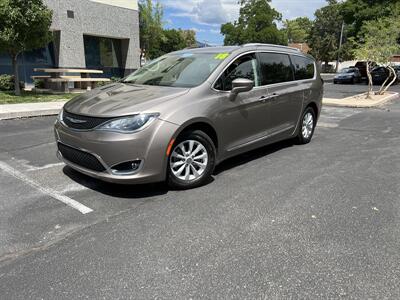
[34,79,45,89]
[0,74,14,91]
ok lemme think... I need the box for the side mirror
[231,78,254,95]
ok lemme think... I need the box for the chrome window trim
[211,49,317,93]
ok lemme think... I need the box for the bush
[0,74,14,91]
[34,79,45,89]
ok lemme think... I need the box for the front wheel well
[177,122,218,150]
[306,102,319,119]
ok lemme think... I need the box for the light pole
[336,21,345,73]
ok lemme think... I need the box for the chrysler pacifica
[55,44,323,189]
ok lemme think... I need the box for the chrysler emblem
[66,116,87,124]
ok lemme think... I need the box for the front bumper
[333,77,354,83]
[54,118,179,184]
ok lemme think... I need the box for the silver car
[55,44,323,189]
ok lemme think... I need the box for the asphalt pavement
[0,84,399,299]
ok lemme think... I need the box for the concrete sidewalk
[323,92,399,108]
[0,101,66,120]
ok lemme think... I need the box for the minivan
[55,44,323,189]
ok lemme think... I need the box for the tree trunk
[324,60,329,73]
[11,54,21,96]
[381,66,397,95]
[378,67,391,95]
[366,62,373,99]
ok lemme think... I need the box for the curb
[323,92,399,108]
[0,101,66,120]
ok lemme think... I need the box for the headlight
[97,113,159,133]
[57,109,64,122]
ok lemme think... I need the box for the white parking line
[318,122,339,128]
[26,162,65,172]
[0,161,93,214]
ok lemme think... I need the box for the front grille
[58,143,106,172]
[62,110,113,130]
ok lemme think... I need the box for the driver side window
[214,53,260,91]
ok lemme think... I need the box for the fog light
[111,160,142,175]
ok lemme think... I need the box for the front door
[213,53,270,154]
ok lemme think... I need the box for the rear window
[291,56,315,80]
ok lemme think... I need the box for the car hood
[64,83,190,117]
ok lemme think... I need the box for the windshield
[123,53,226,88]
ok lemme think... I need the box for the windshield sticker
[215,53,229,60]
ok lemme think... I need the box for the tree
[354,17,400,98]
[282,17,312,43]
[139,0,164,59]
[160,29,187,54]
[308,0,344,71]
[341,0,400,39]
[221,0,286,46]
[0,0,52,95]
[180,30,197,48]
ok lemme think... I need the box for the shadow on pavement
[62,139,295,195]
[62,166,168,198]
[214,139,295,175]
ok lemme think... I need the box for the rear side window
[258,52,294,85]
[291,56,315,80]
[214,53,260,91]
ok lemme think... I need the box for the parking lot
[1,83,400,298]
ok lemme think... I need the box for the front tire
[167,130,216,189]
[296,107,316,144]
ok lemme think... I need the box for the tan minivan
[55,44,323,189]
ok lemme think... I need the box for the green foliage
[0,74,14,91]
[139,0,164,59]
[160,29,187,54]
[341,0,400,38]
[0,0,53,55]
[308,0,344,64]
[34,79,45,89]
[139,1,197,59]
[221,0,286,46]
[282,17,312,43]
[354,17,400,65]
[0,91,75,105]
[0,0,53,95]
[354,17,400,96]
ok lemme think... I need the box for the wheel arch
[172,119,219,151]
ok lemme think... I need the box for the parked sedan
[371,67,396,85]
[333,68,362,84]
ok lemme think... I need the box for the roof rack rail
[241,43,301,52]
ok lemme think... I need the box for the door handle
[259,93,279,102]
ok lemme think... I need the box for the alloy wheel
[170,140,209,181]
[302,112,314,139]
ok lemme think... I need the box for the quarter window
[258,52,294,85]
[291,56,315,80]
[214,53,260,91]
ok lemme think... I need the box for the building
[0,0,140,83]
[288,43,310,54]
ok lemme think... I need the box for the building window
[67,10,74,18]
[83,35,122,69]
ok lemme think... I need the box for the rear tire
[296,107,316,145]
[167,130,216,190]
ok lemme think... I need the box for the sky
[160,0,327,45]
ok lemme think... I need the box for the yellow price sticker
[215,53,229,60]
